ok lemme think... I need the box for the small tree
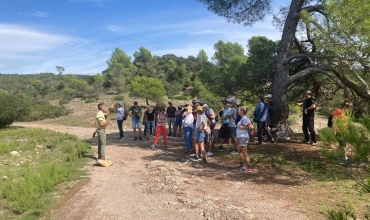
[0,93,29,128]
[56,66,65,75]
[130,76,166,105]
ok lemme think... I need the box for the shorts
[229,127,237,138]
[167,117,175,127]
[237,137,249,147]
[175,120,182,127]
[205,132,213,142]
[132,118,142,129]
[220,123,230,139]
[193,128,205,142]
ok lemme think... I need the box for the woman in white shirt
[190,106,209,163]
[182,106,194,155]
[236,106,254,173]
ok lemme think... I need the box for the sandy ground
[14,122,314,220]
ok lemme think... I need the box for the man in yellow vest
[96,103,113,160]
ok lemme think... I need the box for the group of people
[93,89,350,171]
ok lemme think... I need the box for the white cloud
[19,11,50,18]
[68,0,109,6]
[0,24,104,74]
[106,25,125,32]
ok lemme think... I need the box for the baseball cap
[264,94,272,98]
[229,98,237,103]
[202,104,208,108]
[196,106,203,112]
[221,98,228,103]
[305,90,312,94]
[168,101,173,104]
[193,99,202,103]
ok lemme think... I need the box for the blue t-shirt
[176,111,182,121]
[222,109,230,124]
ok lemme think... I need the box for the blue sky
[0,0,290,75]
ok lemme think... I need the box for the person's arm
[239,122,254,130]
[304,101,316,114]
[296,102,304,106]
[210,110,215,119]
[99,119,112,127]
[143,111,147,122]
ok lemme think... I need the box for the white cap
[264,94,272,98]
[202,104,208,108]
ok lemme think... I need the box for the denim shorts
[193,128,205,142]
[167,117,175,127]
[229,127,237,138]
[175,120,182,127]
[132,118,142,129]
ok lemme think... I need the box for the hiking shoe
[139,137,143,141]
[151,144,155,150]
[120,137,125,140]
[230,150,238,155]
[310,141,317,146]
[134,137,137,141]
[100,156,105,160]
[146,137,149,140]
[226,146,231,152]
[206,152,213,157]
[301,139,309,144]
[345,158,351,164]
[185,150,192,155]
[164,145,168,150]
[190,156,199,161]
[217,145,223,150]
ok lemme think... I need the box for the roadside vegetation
[0,127,91,219]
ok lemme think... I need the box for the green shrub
[17,103,66,122]
[59,96,72,106]
[0,92,30,128]
[85,98,96,104]
[173,95,188,100]
[324,206,356,220]
[113,95,125,101]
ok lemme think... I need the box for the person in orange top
[332,101,351,163]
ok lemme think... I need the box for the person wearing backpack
[116,102,125,140]
[254,96,274,144]
[128,101,143,141]
[221,98,239,155]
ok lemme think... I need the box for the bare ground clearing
[12,118,368,220]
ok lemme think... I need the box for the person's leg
[179,123,182,137]
[185,127,193,151]
[145,122,150,138]
[302,118,309,141]
[150,121,155,135]
[173,122,178,136]
[97,129,106,159]
[199,141,206,160]
[97,131,102,159]
[132,118,137,139]
[117,120,123,138]
[308,117,316,143]
[153,126,161,145]
[168,118,172,135]
[257,121,263,143]
[263,122,273,141]
[162,126,167,145]
[138,120,142,139]
[237,139,244,167]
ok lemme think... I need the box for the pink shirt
[157,113,166,126]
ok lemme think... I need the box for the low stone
[10,151,20,156]
[36,145,43,149]
[2,176,8,180]
[19,158,27,165]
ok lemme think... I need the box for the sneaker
[120,137,125,140]
[100,156,105,160]
[345,158,351,164]
[301,139,310,144]
[310,141,317,146]
[244,165,252,173]
[190,156,199,161]
[146,137,149,140]
[198,154,202,158]
[185,150,192,155]
[134,137,137,141]
[178,134,181,137]
[151,144,155,150]
[206,152,213,157]
[240,166,248,172]
[169,132,172,136]
[139,137,143,141]
[230,150,238,155]
[164,145,168,150]
[217,145,223,150]
[226,146,231,152]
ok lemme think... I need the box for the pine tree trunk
[146,98,149,106]
[272,0,305,135]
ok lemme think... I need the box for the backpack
[232,107,242,124]
[215,115,219,123]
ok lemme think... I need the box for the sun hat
[196,106,203,112]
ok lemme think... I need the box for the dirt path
[14,122,311,220]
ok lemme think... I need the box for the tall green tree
[212,40,245,66]
[130,76,166,105]
[56,66,65,74]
